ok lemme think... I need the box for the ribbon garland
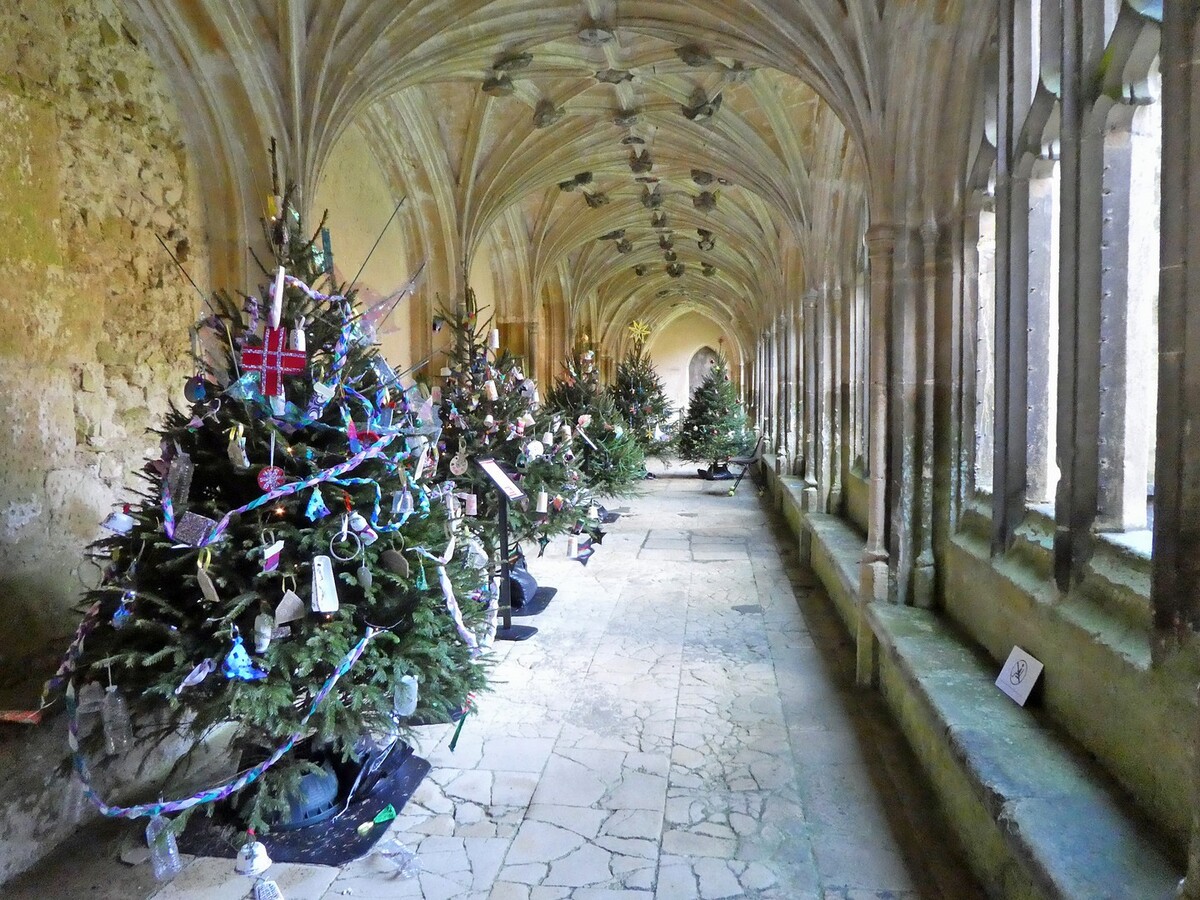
[64,628,378,820]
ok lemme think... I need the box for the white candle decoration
[489,328,501,350]
[484,379,499,401]
[270,265,286,329]
[542,431,554,446]
[464,494,478,516]
[536,490,548,513]
[566,535,579,558]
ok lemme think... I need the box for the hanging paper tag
[196,555,221,605]
[275,589,305,625]
[380,548,410,579]
[228,427,250,470]
[311,556,339,613]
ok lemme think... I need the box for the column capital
[802,289,820,308]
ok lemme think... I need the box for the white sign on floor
[996,645,1043,706]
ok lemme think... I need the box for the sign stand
[476,459,536,642]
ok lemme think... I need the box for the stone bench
[761,466,1183,899]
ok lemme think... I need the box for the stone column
[777,310,791,473]
[857,226,893,685]
[525,320,540,384]
[913,221,939,609]
[817,284,835,511]
[802,290,820,508]
[831,283,848,512]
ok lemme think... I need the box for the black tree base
[698,465,734,480]
[177,742,430,867]
[511,586,557,618]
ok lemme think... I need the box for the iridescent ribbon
[65,628,378,820]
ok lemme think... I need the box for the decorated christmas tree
[608,321,675,462]
[544,342,646,497]
[677,351,752,476]
[434,291,602,565]
[56,189,490,836]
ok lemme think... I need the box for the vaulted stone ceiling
[122,0,993,363]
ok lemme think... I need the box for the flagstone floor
[9,464,984,900]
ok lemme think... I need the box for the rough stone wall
[0,0,207,694]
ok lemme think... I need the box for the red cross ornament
[240,327,306,398]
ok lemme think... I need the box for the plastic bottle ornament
[102,685,133,756]
[463,493,478,516]
[484,414,495,429]
[357,563,373,590]
[393,488,415,517]
[394,674,419,718]
[560,424,573,441]
[542,431,554,446]
[61,771,88,824]
[254,613,275,653]
[254,879,285,900]
[566,535,580,558]
[146,815,183,881]
[439,366,453,377]
[348,511,379,546]
[102,505,136,536]
[587,502,600,520]
[236,829,273,876]
[536,491,549,514]
[484,379,499,402]
[489,328,501,350]
[520,412,537,428]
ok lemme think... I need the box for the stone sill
[962,490,1155,636]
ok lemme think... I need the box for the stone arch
[688,346,720,399]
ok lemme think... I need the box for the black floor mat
[177,745,430,867]
[510,586,557,618]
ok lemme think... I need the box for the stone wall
[0,0,206,699]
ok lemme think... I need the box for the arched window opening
[1096,58,1161,538]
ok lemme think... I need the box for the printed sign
[996,645,1043,706]
[476,458,526,501]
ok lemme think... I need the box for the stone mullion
[1053,0,1106,590]
[1153,0,1200,650]
[819,284,837,512]
[992,0,1031,554]
[525,320,540,384]
[832,283,848,512]
[802,291,819,499]
[788,298,802,475]
[889,226,920,607]
[913,222,939,609]
[1164,6,1200,891]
